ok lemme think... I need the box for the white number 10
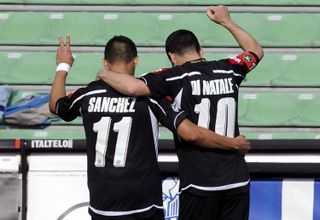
[93,117,132,168]
[195,97,236,137]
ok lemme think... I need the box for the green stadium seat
[45,12,106,45]
[0,51,101,85]
[0,51,56,85]
[1,51,320,87]
[260,13,320,47]
[0,12,47,45]
[7,89,320,127]
[0,126,173,140]
[238,92,320,127]
[0,0,319,5]
[0,126,319,141]
[101,13,160,46]
[1,11,320,47]
[240,130,320,140]
[242,53,320,87]
[0,127,86,140]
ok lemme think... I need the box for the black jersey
[141,52,259,196]
[55,79,186,219]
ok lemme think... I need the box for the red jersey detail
[67,88,80,99]
[165,96,172,101]
[228,51,258,71]
[153,68,168,75]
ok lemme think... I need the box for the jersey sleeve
[226,51,260,76]
[140,68,172,99]
[215,51,260,86]
[147,97,187,132]
[55,88,86,122]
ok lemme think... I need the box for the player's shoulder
[225,51,259,71]
[152,67,170,75]
[141,67,171,77]
[68,80,108,98]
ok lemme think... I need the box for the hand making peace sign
[56,34,74,66]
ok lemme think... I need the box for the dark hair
[104,35,137,64]
[165,29,201,61]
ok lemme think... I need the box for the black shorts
[179,191,249,220]
[91,208,164,220]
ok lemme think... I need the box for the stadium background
[1,0,320,219]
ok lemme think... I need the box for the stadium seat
[1,51,319,87]
[0,126,174,140]
[0,128,86,139]
[0,51,56,85]
[6,89,320,127]
[0,12,47,45]
[0,0,318,5]
[45,12,106,45]
[243,52,320,87]
[1,126,319,141]
[1,11,320,47]
[239,130,320,140]
[238,92,320,127]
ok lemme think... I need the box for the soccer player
[49,34,250,220]
[98,5,264,220]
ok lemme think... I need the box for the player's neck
[109,64,134,76]
[175,53,202,66]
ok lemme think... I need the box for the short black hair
[104,35,137,64]
[165,29,201,61]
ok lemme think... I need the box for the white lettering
[87,97,136,113]
[129,98,136,112]
[191,80,201,95]
[93,97,102,112]
[200,77,234,96]
[31,140,72,148]
[101,97,110,112]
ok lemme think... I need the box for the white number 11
[93,117,132,168]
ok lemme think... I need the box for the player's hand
[207,5,233,27]
[56,34,74,66]
[234,135,251,154]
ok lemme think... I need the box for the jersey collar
[185,58,207,64]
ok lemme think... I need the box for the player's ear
[168,52,177,66]
[199,48,204,58]
[103,59,111,68]
[133,56,139,67]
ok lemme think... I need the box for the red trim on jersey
[153,68,168,75]
[165,96,172,101]
[151,68,172,101]
[67,88,80,99]
[228,51,258,71]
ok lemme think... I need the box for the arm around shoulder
[98,69,151,96]
[177,119,250,153]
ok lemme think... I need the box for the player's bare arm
[49,35,74,113]
[177,119,250,153]
[98,68,151,96]
[207,5,264,60]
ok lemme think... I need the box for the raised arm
[207,5,264,60]
[177,119,250,154]
[49,35,74,113]
[98,68,151,96]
